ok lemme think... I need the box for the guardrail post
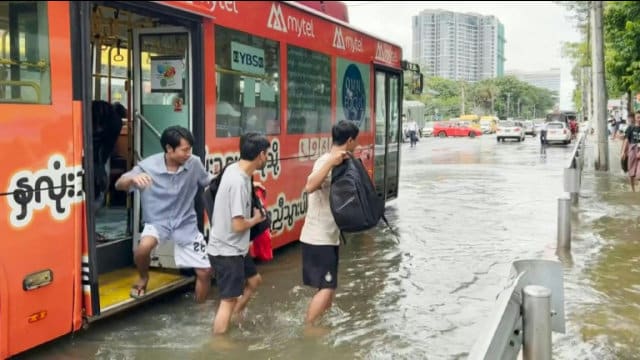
[522,285,552,360]
[557,194,571,251]
[563,167,579,204]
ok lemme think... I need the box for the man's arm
[304,151,347,193]
[226,181,265,233]
[115,166,149,191]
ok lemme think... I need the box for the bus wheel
[438,132,446,138]
[469,132,476,138]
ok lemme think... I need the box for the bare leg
[194,268,213,303]
[631,176,636,192]
[305,288,335,325]
[232,273,262,316]
[213,298,237,335]
[133,236,158,289]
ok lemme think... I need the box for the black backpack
[202,163,270,242]
[330,153,394,239]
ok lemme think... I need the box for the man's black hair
[240,132,270,160]
[332,120,359,146]
[160,125,194,152]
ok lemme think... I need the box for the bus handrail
[134,111,161,163]
[135,111,161,139]
[0,80,41,103]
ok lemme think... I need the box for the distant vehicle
[421,123,434,137]
[479,116,498,134]
[546,121,572,145]
[546,111,577,126]
[433,121,483,138]
[523,120,537,137]
[496,120,526,142]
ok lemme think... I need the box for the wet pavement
[19,133,640,359]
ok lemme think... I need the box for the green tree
[603,1,640,113]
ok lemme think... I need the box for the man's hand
[253,181,266,191]
[330,150,349,166]
[132,173,153,189]
[252,207,266,224]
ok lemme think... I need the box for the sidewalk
[554,134,640,358]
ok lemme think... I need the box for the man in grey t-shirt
[207,132,270,335]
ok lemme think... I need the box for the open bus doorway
[86,3,202,317]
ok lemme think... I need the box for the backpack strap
[340,231,347,245]
[381,214,400,243]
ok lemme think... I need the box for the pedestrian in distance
[407,119,419,148]
[621,111,640,192]
[539,121,548,155]
[115,126,214,302]
[299,120,359,329]
[207,132,270,335]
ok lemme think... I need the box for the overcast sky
[344,1,582,109]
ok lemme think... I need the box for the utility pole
[591,0,608,171]
[506,93,511,118]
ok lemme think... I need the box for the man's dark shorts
[209,255,258,299]
[301,243,339,289]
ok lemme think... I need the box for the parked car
[421,123,434,137]
[496,120,525,142]
[546,121,572,145]
[523,120,537,137]
[433,121,483,138]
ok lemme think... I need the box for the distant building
[505,68,561,97]
[411,9,505,82]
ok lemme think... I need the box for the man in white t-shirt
[300,120,359,326]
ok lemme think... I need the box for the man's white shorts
[141,224,210,269]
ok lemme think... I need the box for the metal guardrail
[468,260,565,360]
[469,134,588,359]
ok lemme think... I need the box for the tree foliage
[603,1,640,98]
[404,75,556,120]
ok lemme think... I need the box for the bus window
[0,2,51,104]
[215,26,280,137]
[286,45,331,134]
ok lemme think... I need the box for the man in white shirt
[300,120,359,326]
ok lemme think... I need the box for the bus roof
[156,1,403,66]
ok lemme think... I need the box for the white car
[496,120,525,142]
[421,125,433,137]
[545,121,571,145]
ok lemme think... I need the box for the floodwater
[19,134,640,359]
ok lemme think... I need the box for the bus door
[374,68,402,200]
[132,27,192,269]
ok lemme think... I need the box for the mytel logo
[267,3,287,33]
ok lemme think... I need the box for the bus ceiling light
[23,269,53,291]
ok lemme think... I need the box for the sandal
[130,284,147,299]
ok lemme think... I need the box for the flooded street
[20,134,640,359]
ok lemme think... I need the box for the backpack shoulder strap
[381,214,400,243]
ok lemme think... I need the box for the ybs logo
[342,64,365,126]
[7,155,84,228]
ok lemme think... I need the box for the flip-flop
[130,284,147,299]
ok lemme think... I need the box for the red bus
[0,1,419,357]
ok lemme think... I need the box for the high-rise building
[505,68,561,98]
[412,9,505,82]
